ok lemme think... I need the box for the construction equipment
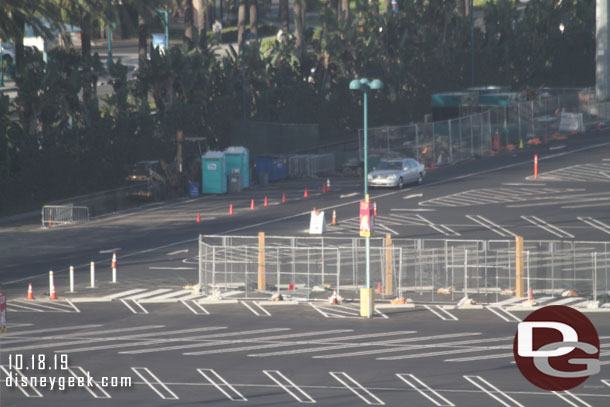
[125,160,169,201]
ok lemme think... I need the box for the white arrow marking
[403,193,423,200]
[167,249,189,256]
[340,192,359,198]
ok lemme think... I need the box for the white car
[1,43,15,62]
[368,158,425,189]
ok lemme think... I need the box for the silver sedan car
[367,158,425,189]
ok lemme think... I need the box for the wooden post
[515,236,524,298]
[258,232,266,290]
[385,234,393,296]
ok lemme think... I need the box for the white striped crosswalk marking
[253,302,271,316]
[532,163,610,182]
[552,390,593,407]
[424,305,457,321]
[601,379,610,388]
[0,365,43,397]
[67,366,111,398]
[144,289,193,300]
[396,374,454,406]
[444,353,514,363]
[104,288,147,300]
[578,216,610,235]
[120,299,148,314]
[420,187,568,207]
[464,375,524,407]
[330,372,384,405]
[545,297,584,306]
[181,300,209,315]
[485,307,521,323]
[467,215,516,237]
[264,370,316,403]
[131,367,179,400]
[377,336,511,361]
[521,215,574,238]
[8,300,77,313]
[198,368,247,401]
[126,288,173,300]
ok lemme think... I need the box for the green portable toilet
[224,146,250,189]
[201,151,227,194]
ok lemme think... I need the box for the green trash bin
[224,146,250,189]
[201,151,227,194]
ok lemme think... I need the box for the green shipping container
[224,146,250,189]
[202,151,227,194]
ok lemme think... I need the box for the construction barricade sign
[0,293,6,333]
[309,210,326,234]
[360,200,374,237]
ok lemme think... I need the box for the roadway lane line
[181,300,210,315]
[444,353,514,362]
[253,301,272,316]
[67,366,111,398]
[103,288,148,300]
[415,215,460,236]
[424,305,447,320]
[467,215,516,237]
[377,336,512,361]
[198,368,247,401]
[131,367,179,400]
[396,373,454,406]
[0,324,101,338]
[552,390,593,407]
[264,370,316,403]
[578,216,610,235]
[241,301,260,316]
[464,375,524,407]
[435,306,458,321]
[167,249,189,255]
[329,372,385,405]
[11,140,610,287]
[403,193,423,200]
[521,216,574,238]
[340,192,358,198]
[0,366,43,397]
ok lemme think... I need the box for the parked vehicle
[1,43,15,63]
[367,158,425,189]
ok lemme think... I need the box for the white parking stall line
[126,288,173,300]
[264,370,316,403]
[198,368,247,401]
[7,301,44,312]
[396,374,454,406]
[340,192,359,198]
[435,306,458,321]
[240,301,260,316]
[377,336,512,361]
[66,300,80,313]
[9,300,75,313]
[552,390,593,407]
[309,302,329,318]
[464,375,524,407]
[374,308,389,319]
[104,288,148,300]
[578,216,610,235]
[486,306,510,322]
[253,302,272,316]
[181,300,210,315]
[484,306,520,323]
[521,216,574,238]
[601,171,610,180]
[602,379,610,388]
[146,289,194,300]
[403,193,423,200]
[329,372,385,405]
[131,367,179,400]
[0,324,101,338]
[424,305,447,321]
[467,215,516,237]
[494,307,521,323]
[120,299,138,314]
[415,215,460,236]
[0,365,43,397]
[67,366,111,398]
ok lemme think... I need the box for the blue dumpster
[188,182,200,198]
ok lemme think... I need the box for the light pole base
[360,288,374,318]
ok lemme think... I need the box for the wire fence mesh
[198,235,610,305]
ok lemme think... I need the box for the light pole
[349,77,383,318]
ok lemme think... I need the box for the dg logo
[513,305,600,391]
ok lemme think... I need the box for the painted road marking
[67,366,111,398]
[309,302,329,317]
[552,390,593,407]
[253,302,272,316]
[126,288,173,300]
[466,215,516,237]
[578,216,610,235]
[391,208,436,212]
[485,306,520,323]
[264,370,316,403]
[241,301,264,316]
[131,367,179,400]
[0,365,43,397]
[445,353,514,362]
[120,299,148,314]
[521,215,574,238]
[66,300,80,313]
[0,324,101,338]
[145,289,193,300]
[103,288,148,300]
[330,372,385,405]
[396,373,454,406]
[530,162,610,182]
[6,301,43,312]
[198,368,247,401]
[181,300,210,315]
[377,336,512,361]
[435,306,458,320]
[490,297,524,307]
[546,297,585,306]
[602,379,610,388]
[340,192,358,198]
[424,305,457,321]
[415,215,460,236]
[167,249,189,255]
[403,193,423,200]
[419,187,564,207]
[8,300,77,313]
[464,375,524,407]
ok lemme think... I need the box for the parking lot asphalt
[1,128,610,406]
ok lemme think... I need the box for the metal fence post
[526,250,530,296]
[432,122,436,165]
[245,246,248,298]
[307,248,310,300]
[223,237,228,288]
[321,237,325,285]
[69,266,74,293]
[416,125,420,161]
[451,247,455,301]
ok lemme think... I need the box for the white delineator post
[111,252,117,283]
[69,266,74,293]
[90,261,95,288]
[49,270,54,296]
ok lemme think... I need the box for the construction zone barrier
[326,178,331,192]
[49,271,57,300]
[521,287,536,306]
[111,252,117,283]
[329,289,340,305]
[436,286,454,295]
[90,261,95,288]
[196,212,201,223]
[27,283,34,300]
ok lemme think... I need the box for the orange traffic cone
[323,184,327,193]
[597,122,601,131]
[332,210,337,225]
[27,283,34,300]
[376,282,382,294]
[50,283,57,300]
[330,290,338,305]
[250,199,255,210]
[304,188,308,198]
[373,201,377,216]
[326,178,331,192]
[282,192,286,203]
[264,196,268,207]
[111,252,117,270]
[196,212,201,223]
[229,204,233,215]
[288,284,295,290]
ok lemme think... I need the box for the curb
[375,304,415,309]
[196,299,239,304]
[256,300,300,306]
[65,297,113,303]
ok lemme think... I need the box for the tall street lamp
[349,77,383,318]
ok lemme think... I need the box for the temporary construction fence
[42,205,90,228]
[198,235,610,304]
[361,111,492,167]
